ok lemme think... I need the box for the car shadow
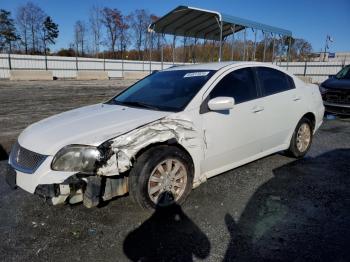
[123,199,210,262]
[223,149,350,261]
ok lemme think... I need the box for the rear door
[255,67,303,151]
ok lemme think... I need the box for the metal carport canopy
[148,5,292,40]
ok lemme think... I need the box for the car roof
[163,61,280,71]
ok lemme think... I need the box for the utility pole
[323,36,328,62]
[323,35,333,62]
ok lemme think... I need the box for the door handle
[293,96,301,101]
[251,106,264,113]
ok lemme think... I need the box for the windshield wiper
[117,101,160,110]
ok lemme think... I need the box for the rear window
[256,67,295,96]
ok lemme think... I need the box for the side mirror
[208,97,235,111]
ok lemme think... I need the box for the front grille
[324,105,350,115]
[9,142,47,174]
[323,90,350,105]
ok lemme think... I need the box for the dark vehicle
[320,65,350,115]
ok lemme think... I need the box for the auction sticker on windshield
[183,71,210,78]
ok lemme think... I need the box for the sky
[1,0,349,53]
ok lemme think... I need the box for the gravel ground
[0,79,135,156]
[0,80,349,261]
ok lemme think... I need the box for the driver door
[201,67,264,175]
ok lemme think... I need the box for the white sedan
[6,62,324,209]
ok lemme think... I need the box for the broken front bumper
[6,163,59,200]
[8,156,76,194]
[7,156,82,204]
[7,156,128,207]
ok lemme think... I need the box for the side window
[210,68,258,104]
[256,67,295,96]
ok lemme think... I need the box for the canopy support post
[231,25,235,61]
[253,29,257,61]
[183,35,186,63]
[243,28,247,61]
[272,33,276,63]
[149,32,152,73]
[218,18,223,62]
[219,24,223,62]
[279,35,283,66]
[172,35,176,64]
[263,31,267,62]
[161,34,164,70]
[287,36,291,69]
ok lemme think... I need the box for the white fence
[277,61,347,83]
[0,54,183,79]
[0,53,348,83]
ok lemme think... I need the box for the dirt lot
[0,80,349,261]
[0,79,136,157]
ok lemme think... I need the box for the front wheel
[129,145,194,209]
[287,117,313,158]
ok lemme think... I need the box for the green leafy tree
[42,16,59,54]
[0,9,20,52]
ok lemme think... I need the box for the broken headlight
[51,145,101,173]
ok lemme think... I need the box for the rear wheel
[287,117,313,158]
[129,145,194,209]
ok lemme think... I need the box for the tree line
[0,3,58,56]
[0,2,314,62]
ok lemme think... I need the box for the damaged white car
[6,62,324,209]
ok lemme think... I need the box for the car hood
[322,78,350,90]
[18,103,170,155]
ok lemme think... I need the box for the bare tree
[129,9,150,60]
[74,20,87,56]
[16,2,46,54]
[16,5,29,53]
[143,14,159,61]
[89,5,102,57]
[150,15,162,60]
[293,38,312,61]
[118,14,130,59]
[101,7,122,58]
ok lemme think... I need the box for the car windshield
[109,70,216,112]
[335,65,350,80]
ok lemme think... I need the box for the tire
[129,145,194,210]
[287,117,313,158]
